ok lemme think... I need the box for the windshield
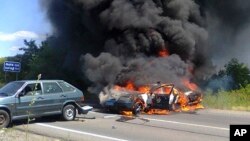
[0,81,25,96]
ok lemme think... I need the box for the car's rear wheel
[62,104,76,121]
[132,103,143,116]
[0,110,10,128]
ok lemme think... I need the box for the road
[13,109,250,141]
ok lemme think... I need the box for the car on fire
[0,80,92,128]
[104,83,203,115]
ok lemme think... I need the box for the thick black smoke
[41,0,215,94]
[197,0,250,69]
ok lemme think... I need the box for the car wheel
[62,105,76,121]
[133,103,142,116]
[0,110,10,128]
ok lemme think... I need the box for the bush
[203,84,250,111]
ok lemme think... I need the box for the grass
[203,84,250,111]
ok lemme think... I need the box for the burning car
[104,83,203,115]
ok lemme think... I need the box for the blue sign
[3,61,21,72]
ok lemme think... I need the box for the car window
[163,86,172,94]
[43,82,63,94]
[153,87,165,94]
[23,83,42,96]
[58,81,75,92]
[0,81,25,96]
[153,86,172,94]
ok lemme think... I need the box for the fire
[114,85,122,91]
[138,86,150,93]
[178,92,189,108]
[120,109,170,116]
[125,81,135,91]
[120,111,133,116]
[112,80,203,116]
[182,79,198,91]
[115,81,150,93]
[145,109,169,115]
[158,49,169,57]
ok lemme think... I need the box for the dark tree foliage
[23,39,85,90]
[207,58,250,91]
[0,39,87,90]
[224,58,250,89]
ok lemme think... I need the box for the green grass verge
[203,85,250,111]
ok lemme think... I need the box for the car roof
[149,83,174,93]
[13,80,65,83]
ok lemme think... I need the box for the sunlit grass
[203,85,250,111]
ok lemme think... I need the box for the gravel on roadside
[0,128,62,141]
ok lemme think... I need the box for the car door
[15,82,43,117]
[40,82,64,114]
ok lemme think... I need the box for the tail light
[80,95,84,102]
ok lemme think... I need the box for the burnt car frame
[104,83,202,115]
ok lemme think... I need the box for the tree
[225,58,250,89]
[206,58,250,91]
[28,42,63,79]
[18,40,40,78]
[0,57,6,83]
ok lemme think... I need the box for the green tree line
[207,58,250,91]
[0,39,84,89]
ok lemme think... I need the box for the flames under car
[104,83,203,115]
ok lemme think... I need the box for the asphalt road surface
[13,109,250,141]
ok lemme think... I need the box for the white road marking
[104,115,120,119]
[86,111,229,131]
[145,118,229,131]
[36,123,128,141]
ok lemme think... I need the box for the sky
[0,0,51,57]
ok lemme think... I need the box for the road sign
[3,61,21,72]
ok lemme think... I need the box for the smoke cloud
[197,0,250,69]
[41,0,250,95]
[41,0,213,94]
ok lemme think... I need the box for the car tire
[132,103,142,116]
[0,110,10,128]
[62,104,76,121]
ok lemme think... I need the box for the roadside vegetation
[203,86,250,111]
[0,39,85,90]
[0,127,59,141]
[203,58,250,111]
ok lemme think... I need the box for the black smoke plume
[197,0,250,69]
[41,0,216,94]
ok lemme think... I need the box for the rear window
[58,81,75,92]
[43,82,63,94]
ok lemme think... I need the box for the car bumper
[75,103,93,114]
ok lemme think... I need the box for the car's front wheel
[62,104,76,121]
[132,103,143,116]
[0,110,10,128]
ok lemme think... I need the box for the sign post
[3,61,21,81]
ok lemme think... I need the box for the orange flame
[114,85,122,91]
[115,81,151,93]
[125,81,135,91]
[182,79,198,91]
[113,80,203,115]
[146,109,169,115]
[138,86,150,93]
[120,111,133,116]
[158,49,169,57]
